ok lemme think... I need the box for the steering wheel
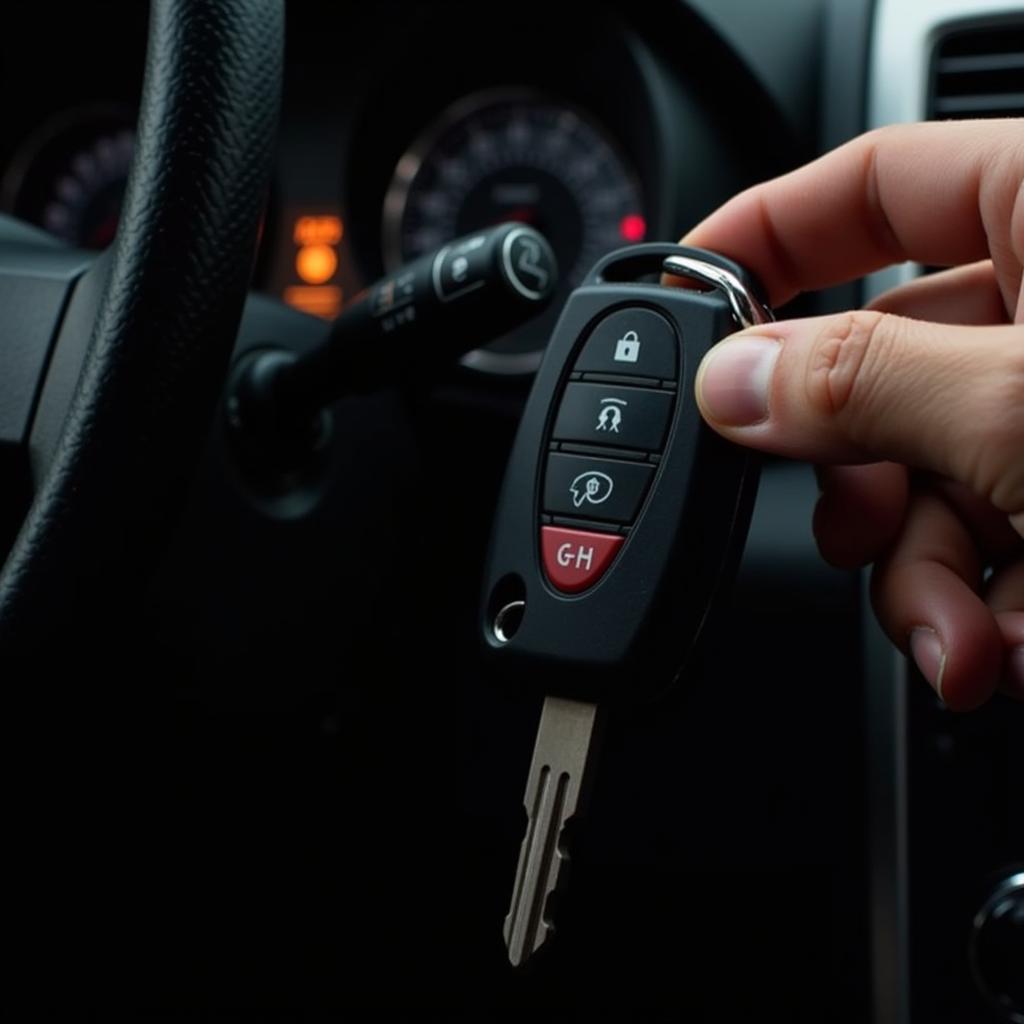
[0,0,281,658]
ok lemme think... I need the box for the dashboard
[2,2,803,370]
[1,0,1020,1018]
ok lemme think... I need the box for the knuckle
[803,310,896,420]
[974,339,1024,513]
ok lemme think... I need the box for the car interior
[1,0,1021,1017]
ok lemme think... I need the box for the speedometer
[382,91,646,374]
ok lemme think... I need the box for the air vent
[929,21,1024,118]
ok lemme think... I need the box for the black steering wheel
[0,0,282,659]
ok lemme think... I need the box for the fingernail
[910,627,947,700]
[696,335,780,426]
[1007,645,1024,699]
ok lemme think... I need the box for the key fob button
[574,307,678,381]
[543,452,655,524]
[541,526,624,593]
[552,382,674,452]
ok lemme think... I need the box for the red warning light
[619,214,647,243]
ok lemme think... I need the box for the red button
[541,526,623,594]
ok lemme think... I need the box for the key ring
[662,254,775,329]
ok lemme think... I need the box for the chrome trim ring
[969,872,1024,1024]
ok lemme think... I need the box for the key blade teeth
[503,697,598,968]
[503,765,549,962]
[504,768,573,965]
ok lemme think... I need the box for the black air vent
[929,21,1024,118]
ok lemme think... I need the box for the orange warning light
[293,215,343,246]
[296,243,338,285]
[284,285,343,320]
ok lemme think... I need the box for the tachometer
[1,105,135,250]
[382,91,646,373]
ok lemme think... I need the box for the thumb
[694,311,1024,530]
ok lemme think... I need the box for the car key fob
[482,244,773,706]
[481,244,774,966]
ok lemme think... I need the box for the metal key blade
[504,695,598,966]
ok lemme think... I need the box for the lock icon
[613,330,641,363]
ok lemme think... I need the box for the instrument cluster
[1,2,795,379]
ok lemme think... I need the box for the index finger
[682,119,1024,309]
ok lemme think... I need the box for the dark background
[2,1,1020,1016]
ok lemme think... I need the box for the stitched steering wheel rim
[0,0,282,656]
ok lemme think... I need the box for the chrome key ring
[662,254,775,329]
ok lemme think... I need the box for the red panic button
[541,526,624,594]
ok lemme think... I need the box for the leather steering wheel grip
[0,0,282,651]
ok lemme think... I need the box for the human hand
[682,120,1023,710]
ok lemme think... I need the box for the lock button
[614,331,641,363]
[573,307,678,381]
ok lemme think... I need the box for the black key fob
[481,244,773,704]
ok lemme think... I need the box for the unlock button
[574,307,678,381]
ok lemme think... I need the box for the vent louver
[929,21,1024,118]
